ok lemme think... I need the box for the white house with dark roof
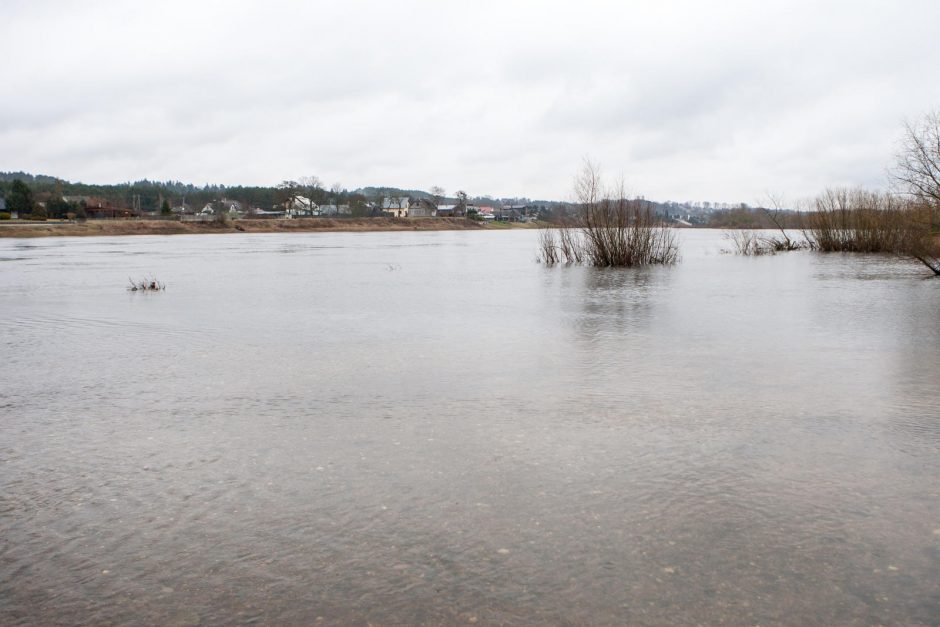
[286,196,317,218]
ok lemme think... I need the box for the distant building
[494,207,523,222]
[286,196,317,218]
[473,204,496,221]
[320,204,351,216]
[220,199,243,215]
[83,197,132,219]
[201,199,244,217]
[382,197,410,218]
[408,198,437,218]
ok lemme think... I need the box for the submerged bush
[537,218,586,264]
[127,277,166,291]
[804,189,911,253]
[539,162,678,267]
[802,188,939,275]
[538,228,562,264]
[723,229,770,256]
[722,226,808,257]
[905,205,940,275]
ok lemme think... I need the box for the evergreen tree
[6,179,34,215]
[30,203,48,220]
[46,197,72,218]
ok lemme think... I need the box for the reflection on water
[574,267,665,337]
[1,230,939,625]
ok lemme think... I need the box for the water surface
[2,230,939,625]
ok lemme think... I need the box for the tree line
[0,172,566,220]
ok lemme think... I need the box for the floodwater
[1,229,938,625]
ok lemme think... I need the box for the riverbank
[0,217,541,238]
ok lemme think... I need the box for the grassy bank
[0,217,539,238]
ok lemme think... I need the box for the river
[1,229,938,625]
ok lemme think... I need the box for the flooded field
[1,229,939,625]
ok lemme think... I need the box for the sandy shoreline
[0,217,536,238]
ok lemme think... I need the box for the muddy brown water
[1,230,939,625]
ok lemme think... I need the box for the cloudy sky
[2,0,939,204]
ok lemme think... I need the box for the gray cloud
[2,0,939,202]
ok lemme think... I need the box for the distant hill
[356,186,433,200]
[0,171,62,185]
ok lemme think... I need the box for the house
[382,197,410,218]
[494,207,523,222]
[477,206,496,221]
[408,198,437,218]
[219,199,244,216]
[286,196,317,218]
[199,199,244,217]
[320,204,351,216]
[435,204,456,217]
[83,197,132,219]
[520,205,545,221]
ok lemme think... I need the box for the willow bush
[539,162,678,267]
[803,187,939,275]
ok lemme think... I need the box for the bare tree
[760,192,806,251]
[328,182,343,215]
[908,224,940,275]
[384,195,407,217]
[455,190,468,217]
[893,110,940,206]
[430,185,445,207]
[891,111,940,274]
[277,180,301,209]
[299,175,324,206]
[299,175,323,192]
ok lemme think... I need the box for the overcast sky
[2,0,939,204]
